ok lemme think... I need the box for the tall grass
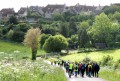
[0,40,45,60]
[100,70,120,81]
[0,59,67,81]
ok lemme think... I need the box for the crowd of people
[53,60,100,78]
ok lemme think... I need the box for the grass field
[60,49,120,62]
[100,70,120,81]
[0,40,45,60]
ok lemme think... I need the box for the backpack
[81,65,85,70]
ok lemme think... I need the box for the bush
[113,62,120,70]
[43,35,68,53]
[82,57,91,63]
[101,55,113,66]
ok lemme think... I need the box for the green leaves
[43,35,68,53]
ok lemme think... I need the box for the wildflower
[14,50,20,53]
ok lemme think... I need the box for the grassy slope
[61,49,120,62]
[100,70,120,81]
[0,40,45,59]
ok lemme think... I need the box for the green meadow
[0,40,45,60]
[60,49,120,62]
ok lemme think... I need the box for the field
[0,40,67,81]
[0,40,45,60]
[60,49,120,62]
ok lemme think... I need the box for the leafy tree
[78,21,89,48]
[42,24,57,35]
[8,16,18,24]
[15,23,30,32]
[52,13,65,21]
[12,31,24,42]
[40,34,51,48]
[60,22,69,37]
[23,28,41,60]
[104,5,120,15]
[6,29,14,40]
[68,34,78,49]
[88,13,112,46]
[43,35,68,53]
[69,21,77,36]
[113,12,120,23]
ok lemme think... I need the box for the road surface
[43,60,107,81]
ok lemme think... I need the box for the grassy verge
[100,70,120,81]
[0,58,67,81]
[0,40,45,60]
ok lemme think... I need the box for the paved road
[63,67,107,81]
[65,72,107,81]
[43,60,107,81]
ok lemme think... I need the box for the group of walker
[55,60,100,78]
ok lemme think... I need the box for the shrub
[101,55,113,66]
[82,57,91,63]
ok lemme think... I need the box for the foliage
[88,13,112,45]
[52,13,65,21]
[78,21,89,48]
[69,21,77,36]
[6,29,14,40]
[12,31,24,42]
[40,34,51,48]
[68,34,78,49]
[101,55,113,66]
[8,16,18,24]
[60,22,69,37]
[104,5,120,14]
[43,35,68,53]
[23,28,41,60]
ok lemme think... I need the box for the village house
[29,6,44,15]
[18,7,28,17]
[0,8,15,20]
[42,4,66,18]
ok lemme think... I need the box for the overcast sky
[0,0,120,12]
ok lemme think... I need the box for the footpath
[44,60,107,81]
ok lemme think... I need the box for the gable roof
[0,8,15,17]
[18,7,27,14]
[43,4,65,13]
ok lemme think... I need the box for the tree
[78,21,89,48]
[88,13,112,46]
[23,28,41,60]
[113,12,120,23]
[8,16,18,24]
[43,35,68,53]
[60,22,69,37]
[69,21,77,36]
[52,13,65,21]
[40,34,51,48]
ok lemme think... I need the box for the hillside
[61,49,120,62]
[0,40,45,59]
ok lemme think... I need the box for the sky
[0,0,120,12]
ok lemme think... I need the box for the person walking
[74,62,78,77]
[94,63,100,77]
[81,63,85,77]
[68,62,73,78]
[88,63,92,77]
